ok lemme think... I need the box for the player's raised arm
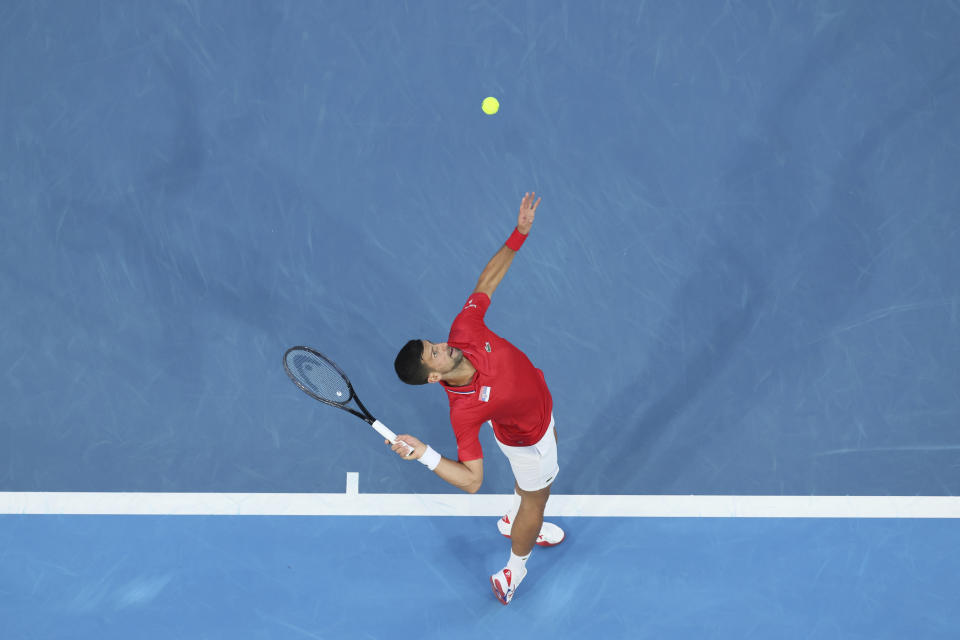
[473,192,542,298]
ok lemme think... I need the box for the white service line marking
[1,489,959,518]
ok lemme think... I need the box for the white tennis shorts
[494,414,559,492]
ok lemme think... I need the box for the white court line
[1,489,959,518]
[345,472,359,496]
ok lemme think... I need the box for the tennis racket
[283,346,414,455]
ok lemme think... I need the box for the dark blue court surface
[2,0,958,497]
[2,515,958,639]
[2,0,960,636]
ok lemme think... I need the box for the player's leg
[490,477,554,604]
[497,425,564,546]
[509,482,552,555]
[491,420,562,604]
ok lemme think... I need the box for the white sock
[506,550,530,576]
[505,490,522,523]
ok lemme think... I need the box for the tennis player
[390,192,563,605]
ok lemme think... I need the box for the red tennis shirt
[441,292,553,461]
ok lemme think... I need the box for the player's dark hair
[394,339,430,385]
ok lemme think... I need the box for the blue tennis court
[2,1,959,637]
[2,515,957,639]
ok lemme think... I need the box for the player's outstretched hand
[389,434,427,460]
[517,191,541,235]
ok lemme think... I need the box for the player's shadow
[583,27,960,495]
[578,24,860,492]
[583,244,767,491]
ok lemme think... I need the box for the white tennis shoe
[490,566,527,605]
[497,515,566,546]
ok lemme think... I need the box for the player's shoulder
[451,293,490,335]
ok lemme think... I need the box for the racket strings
[286,351,351,404]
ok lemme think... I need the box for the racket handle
[372,420,416,455]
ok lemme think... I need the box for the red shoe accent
[500,530,567,546]
[535,530,566,547]
[500,515,512,540]
[490,571,511,605]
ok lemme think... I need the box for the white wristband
[418,445,442,471]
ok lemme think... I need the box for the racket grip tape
[372,420,416,455]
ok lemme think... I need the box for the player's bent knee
[517,483,551,505]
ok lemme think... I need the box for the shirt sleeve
[460,292,490,319]
[447,293,491,346]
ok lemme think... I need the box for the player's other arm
[473,192,541,298]
[390,435,484,493]
[435,456,484,494]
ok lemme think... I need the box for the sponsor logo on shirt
[485,341,492,352]
[479,386,491,402]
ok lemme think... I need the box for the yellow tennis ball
[482,96,500,115]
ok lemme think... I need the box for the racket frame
[283,346,376,423]
[283,346,411,453]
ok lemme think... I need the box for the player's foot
[490,566,527,605]
[498,516,566,546]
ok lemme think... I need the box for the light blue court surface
[3,0,960,637]
[2,515,958,640]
